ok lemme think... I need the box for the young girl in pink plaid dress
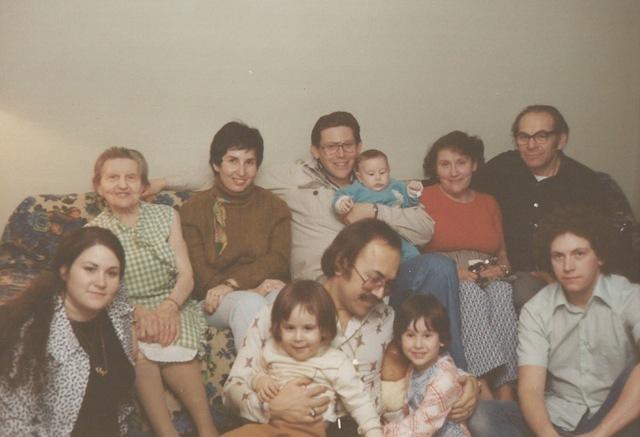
[382,294,470,437]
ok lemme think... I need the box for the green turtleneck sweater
[179,178,291,299]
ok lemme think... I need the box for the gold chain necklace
[71,314,109,377]
[94,316,109,377]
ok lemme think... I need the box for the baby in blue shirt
[333,149,423,261]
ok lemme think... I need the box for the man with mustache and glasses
[224,219,495,436]
[474,104,638,311]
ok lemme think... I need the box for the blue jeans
[468,400,530,437]
[390,253,467,370]
[468,360,640,437]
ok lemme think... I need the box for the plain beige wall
[1,0,639,229]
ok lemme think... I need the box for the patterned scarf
[210,172,254,255]
[212,197,228,255]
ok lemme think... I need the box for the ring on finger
[309,407,316,418]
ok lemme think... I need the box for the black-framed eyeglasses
[352,265,391,294]
[319,141,358,156]
[515,130,557,146]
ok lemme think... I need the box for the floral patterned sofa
[0,191,238,436]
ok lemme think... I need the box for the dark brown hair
[0,227,125,391]
[209,121,264,169]
[422,130,485,179]
[321,218,402,279]
[310,111,361,146]
[534,204,613,276]
[355,149,389,173]
[270,280,337,344]
[392,294,451,352]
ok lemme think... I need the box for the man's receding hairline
[518,110,557,130]
[356,238,401,269]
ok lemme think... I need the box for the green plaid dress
[90,202,205,352]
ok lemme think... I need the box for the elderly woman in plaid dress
[90,147,219,437]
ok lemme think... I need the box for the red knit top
[421,184,505,255]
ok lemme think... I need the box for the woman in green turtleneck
[180,121,291,351]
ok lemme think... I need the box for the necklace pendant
[95,366,108,377]
[352,358,359,366]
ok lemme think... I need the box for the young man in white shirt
[518,205,640,436]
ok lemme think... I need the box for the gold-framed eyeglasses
[352,265,391,294]
[515,130,557,146]
[319,141,358,156]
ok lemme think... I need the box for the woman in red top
[421,131,518,400]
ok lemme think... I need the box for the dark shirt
[473,150,604,272]
[70,312,135,437]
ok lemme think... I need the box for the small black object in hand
[468,257,498,288]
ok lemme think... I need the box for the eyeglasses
[352,265,391,294]
[515,130,557,146]
[319,141,358,156]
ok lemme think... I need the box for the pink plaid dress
[383,355,470,437]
